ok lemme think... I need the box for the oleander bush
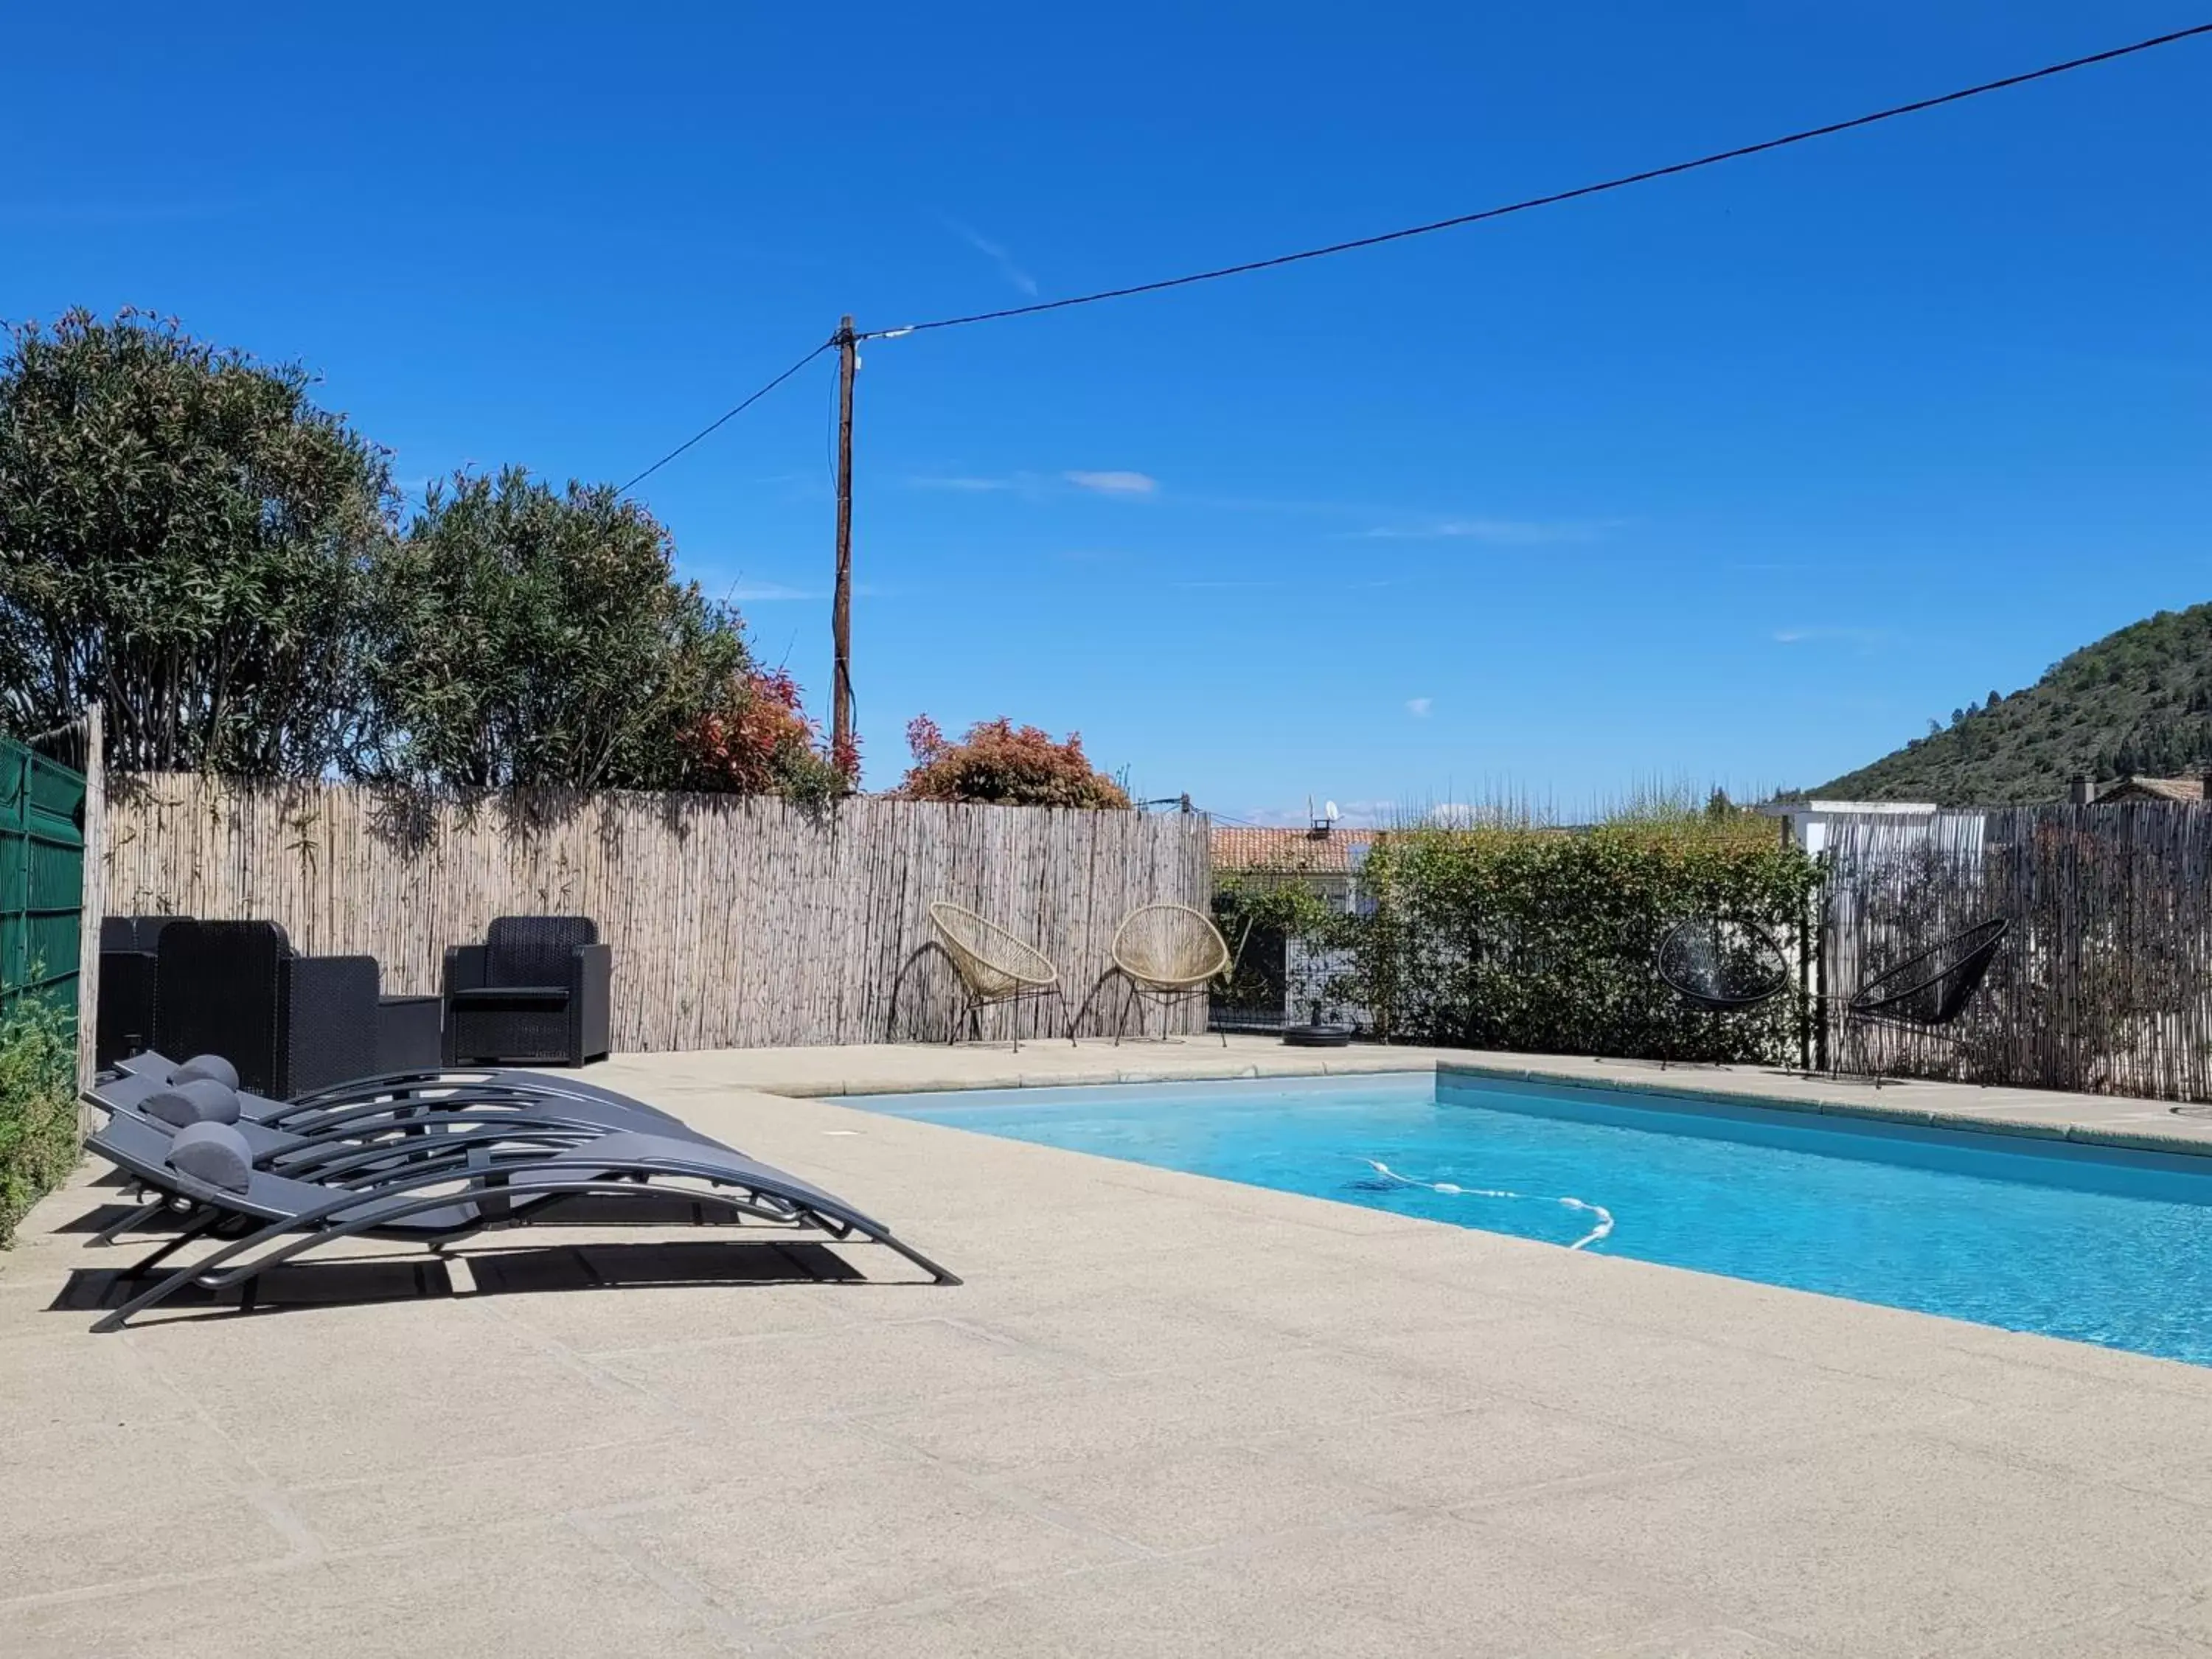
[0,990,77,1247]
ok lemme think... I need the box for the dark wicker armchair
[442,916,611,1067]
[96,914,191,1071]
[153,919,380,1097]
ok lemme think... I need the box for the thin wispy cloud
[1406,697,1433,718]
[905,473,1020,493]
[1355,518,1619,546]
[1172,578,1280,590]
[901,470,1158,498]
[942,217,1039,297]
[1772,626,1895,647]
[1064,470,1158,496]
[728,582,818,602]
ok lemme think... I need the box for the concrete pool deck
[7,1040,2212,1655]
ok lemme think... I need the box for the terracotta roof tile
[1210,824,1373,874]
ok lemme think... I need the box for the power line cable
[617,337,836,494]
[616,25,2208,485]
[856,22,2212,341]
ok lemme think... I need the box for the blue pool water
[849,1071,2212,1365]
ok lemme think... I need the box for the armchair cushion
[448,985,571,1006]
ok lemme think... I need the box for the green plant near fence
[0,985,76,1245]
[1211,871,1354,1015]
[1352,819,1822,1062]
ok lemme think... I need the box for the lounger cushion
[173,1054,242,1091]
[167,1121,253,1192]
[143,1079,243,1127]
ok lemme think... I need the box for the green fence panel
[0,736,86,1025]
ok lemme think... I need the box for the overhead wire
[616,337,836,494]
[855,22,2212,341]
[613,24,2212,483]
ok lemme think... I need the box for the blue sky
[6,3,2208,820]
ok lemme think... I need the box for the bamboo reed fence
[1821,804,2212,1102]
[101,776,1211,1053]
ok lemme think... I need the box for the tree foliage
[358,467,759,790]
[0,308,392,773]
[898,716,1130,808]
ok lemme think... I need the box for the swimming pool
[849,1070,2212,1365]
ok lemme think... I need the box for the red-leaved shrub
[683,670,853,801]
[898,715,1130,808]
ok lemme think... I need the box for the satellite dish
[1324,801,1340,822]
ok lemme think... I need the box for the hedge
[1352,820,1821,1063]
[0,992,77,1246]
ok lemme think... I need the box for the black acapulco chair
[79,1105,962,1333]
[1654,917,1795,1068]
[1837,917,2011,1086]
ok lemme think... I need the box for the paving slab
[8,1038,2212,1654]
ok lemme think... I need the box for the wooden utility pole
[831,315,858,764]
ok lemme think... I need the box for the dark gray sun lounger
[86,1057,742,1247]
[99,1053,704,1142]
[83,1101,652,1248]
[85,1119,960,1332]
[104,1057,686,1141]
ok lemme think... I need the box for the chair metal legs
[948,984,1076,1050]
[1110,982,1222,1046]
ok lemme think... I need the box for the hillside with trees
[1813,602,2212,804]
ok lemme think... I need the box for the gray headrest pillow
[166,1121,253,1194]
[143,1079,243,1128]
[173,1054,242,1091]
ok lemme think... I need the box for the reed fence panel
[100,776,1211,1053]
[1822,804,2212,1102]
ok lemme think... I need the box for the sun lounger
[83,1116,960,1332]
[86,1055,728,1245]
[100,1053,699,1141]
[111,1050,689,1124]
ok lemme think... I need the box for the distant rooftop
[1756,800,1941,816]
[1211,824,1374,874]
[2093,775,2205,804]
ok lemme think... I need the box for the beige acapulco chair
[1110,902,1231,1047]
[927,902,1074,1051]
